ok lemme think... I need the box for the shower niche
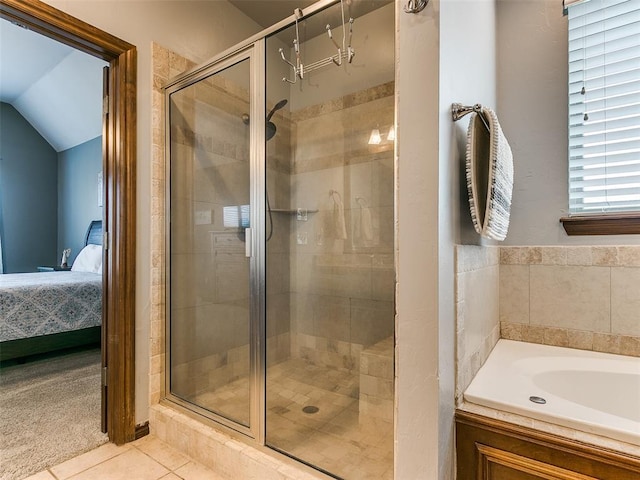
[166,1,395,478]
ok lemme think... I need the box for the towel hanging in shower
[331,190,348,240]
[465,107,513,241]
[356,197,373,242]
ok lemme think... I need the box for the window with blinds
[567,0,640,215]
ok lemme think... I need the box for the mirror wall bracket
[404,0,429,14]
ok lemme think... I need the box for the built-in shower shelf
[271,209,319,214]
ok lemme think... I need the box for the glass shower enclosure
[166,1,394,478]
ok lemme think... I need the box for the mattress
[0,271,102,342]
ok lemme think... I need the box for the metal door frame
[164,0,343,445]
[164,42,266,441]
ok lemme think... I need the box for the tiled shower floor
[194,358,393,479]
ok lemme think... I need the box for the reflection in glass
[169,59,252,427]
[265,2,395,478]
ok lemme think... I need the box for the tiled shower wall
[500,246,640,357]
[454,245,500,405]
[287,82,395,374]
[149,43,194,406]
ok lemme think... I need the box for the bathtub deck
[463,339,640,449]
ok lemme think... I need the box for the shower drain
[302,405,320,414]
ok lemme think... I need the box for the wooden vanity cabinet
[456,410,640,480]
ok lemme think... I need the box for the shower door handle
[245,227,253,257]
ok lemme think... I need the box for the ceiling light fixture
[387,125,395,141]
[368,128,381,145]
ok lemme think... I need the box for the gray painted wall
[440,0,497,475]
[57,136,102,264]
[496,0,640,246]
[0,102,58,272]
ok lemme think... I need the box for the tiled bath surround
[500,246,640,357]
[454,244,640,406]
[454,245,501,405]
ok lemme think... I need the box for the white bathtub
[464,339,640,447]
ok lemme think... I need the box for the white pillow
[71,244,103,274]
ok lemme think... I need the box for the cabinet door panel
[488,464,549,480]
[478,444,598,480]
[456,411,640,480]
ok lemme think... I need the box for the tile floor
[24,435,223,480]
[25,354,393,480]
[30,350,393,480]
[187,357,393,479]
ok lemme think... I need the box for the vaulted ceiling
[0,19,106,153]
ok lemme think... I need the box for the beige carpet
[0,348,108,480]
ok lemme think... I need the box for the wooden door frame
[0,0,136,444]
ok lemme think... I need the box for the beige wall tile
[511,334,543,348]
[499,265,529,324]
[527,247,542,265]
[592,246,619,266]
[593,333,621,355]
[456,245,499,273]
[497,245,638,356]
[542,326,569,348]
[540,247,567,265]
[617,247,640,267]
[521,324,546,344]
[619,335,640,357]
[454,246,500,402]
[529,265,610,332]
[611,267,640,336]
[566,329,594,350]
[566,247,593,266]
[500,246,526,265]
[500,321,523,341]
[462,267,499,365]
[500,246,541,265]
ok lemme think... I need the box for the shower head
[266,99,288,141]
[241,99,288,141]
[267,99,288,121]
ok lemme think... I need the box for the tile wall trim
[291,81,394,123]
[501,322,640,358]
[500,245,640,267]
[499,245,640,357]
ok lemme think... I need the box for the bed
[0,221,103,361]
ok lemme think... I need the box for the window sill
[560,214,640,236]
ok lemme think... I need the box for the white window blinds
[568,0,640,214]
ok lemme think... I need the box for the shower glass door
[167,48,261,434]
[265,1,395,478]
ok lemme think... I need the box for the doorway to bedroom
[0,1,137,476]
